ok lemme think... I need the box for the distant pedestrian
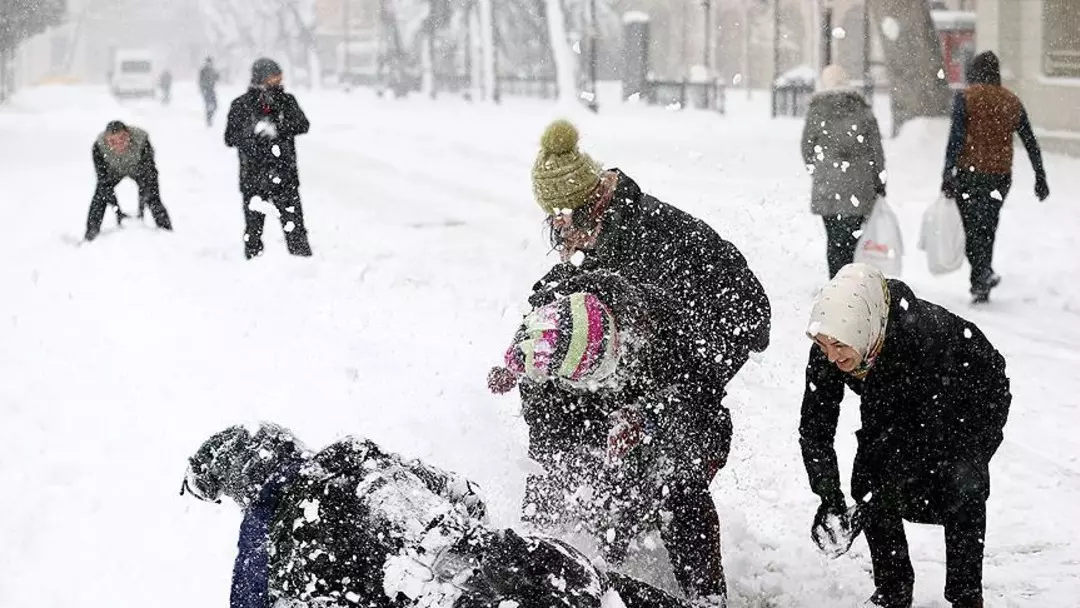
[159,69,173,105]
[801,65,887,278]
[941,51,1049,303]
[198,57,220,127]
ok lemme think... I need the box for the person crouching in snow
[488,271,732,608]
[85,120,173,241]
[799,263,1011,608]
[225,58,312,259]
[182,422,694,608]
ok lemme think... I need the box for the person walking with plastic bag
[941,51,1049,303]
[799,264,1011,608]
[801,65,887,278]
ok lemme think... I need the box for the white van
[110,50,157,98]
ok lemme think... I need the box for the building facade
[978,0,1080,155]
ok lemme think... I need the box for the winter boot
[863,585,913,608]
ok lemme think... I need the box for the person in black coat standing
[85,120,173,241]
[488,271,733,606]
[225,58,312,259]
[799,263,1010,608]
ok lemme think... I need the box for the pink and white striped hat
[505,292,621,387]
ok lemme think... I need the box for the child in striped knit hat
[488,271,732,607]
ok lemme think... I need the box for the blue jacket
[231,460,303,608]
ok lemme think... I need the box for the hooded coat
[184,424,691,608]
[532,170,771,393]
[799,277,1011,521]
[800,89,886,217]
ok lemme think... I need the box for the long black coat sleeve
[277,94,310,138]
[799,346,847,504]
[92,143,109,182]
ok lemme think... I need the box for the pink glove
[487,366,520,394]
[607,409,645,462]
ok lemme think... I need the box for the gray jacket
[94,126,150,178]
[801,90,886,217]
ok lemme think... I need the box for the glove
[874,181,887,198]
[254,119,278,139]
[1035,175,1050,201]
[607,408,646,463]
[811,495,863,559]
[941,175,958,200]
[487,366,519,395]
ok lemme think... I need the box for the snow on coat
[224,87,310,197]
[801,90,886,218]
[184,424,693,608]
[533,170,771,390]
[799,279,1011,521]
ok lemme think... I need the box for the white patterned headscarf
[806,263,890,360]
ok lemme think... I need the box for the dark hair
[967,51,1001,86]
[104,120,128,134]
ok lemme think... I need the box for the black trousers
[662,481,726,601]
[955,173,1010,294]
[861,463,990,606]
[86,172,172,240]
[243,189,312,259]
[822,215,866,278]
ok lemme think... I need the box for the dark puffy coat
[523,271,731,479]
[799,280,1011,521]
[800,90,886,217]
[519,272,733,575]
[185,424,690,608]
[533,170,771,392]
[224,86,309,197]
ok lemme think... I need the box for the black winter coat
[533,171,771,395]
[522,271,732,481]
[224,87,309,197]
[799,280,1010,520]
[267,437,486,608]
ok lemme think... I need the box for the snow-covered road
[1,83,1077,607]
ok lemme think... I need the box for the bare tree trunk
[544,0,579,106]
[477,0,496,101]
[868,0,951,136]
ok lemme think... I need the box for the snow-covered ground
[1,83,1077,607]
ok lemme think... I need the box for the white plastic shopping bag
[854,197,904,277]
[918,195,966,275]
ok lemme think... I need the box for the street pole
[771,0,780,117]
[588,0,598,111]
[862,0,873,101]
[822,5,833,67]
[343,0,351,86]
[702,0,712,71]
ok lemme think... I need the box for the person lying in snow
[181,422,693,608]
[799,263,1011,608]
[488,271,730,607]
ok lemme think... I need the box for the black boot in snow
[863,585,913,608]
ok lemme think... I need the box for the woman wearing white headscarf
[799,264,1011,608]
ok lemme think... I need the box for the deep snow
[1,83,1078,607]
